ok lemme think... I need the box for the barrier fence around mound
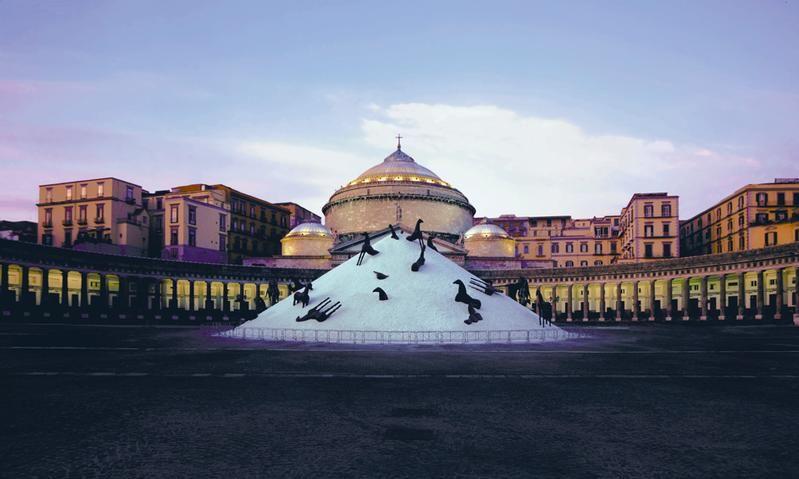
[220,327,585,344]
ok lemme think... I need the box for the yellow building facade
[681,179,799,256]
[617,193,680,263]
[37,177,149,256]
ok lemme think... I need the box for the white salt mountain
[230,230,570,344]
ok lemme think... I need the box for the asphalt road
[1,322,799,478]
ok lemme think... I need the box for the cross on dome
[396,134,402,150]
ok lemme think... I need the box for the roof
[285,222,333,238]
[39,177,143,188]
[346,147,450,188]
[464,223,510,239]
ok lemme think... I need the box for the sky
[1,0,797,222]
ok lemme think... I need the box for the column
[170,279,178,309]
[718,274,726,320]
[61,270,69,307]
[0,263,8,299]
[154,278,162,310]
[40,268,50,306]
[98,274,108,309]
[80,271,88,308]
[755,270,764,320]
[774,268,784,320]
[648,279,656,321]
[793,267,799,325]
[117,276,128,309]
[682,277,691,320]
[582,283,589,321]
[205,281,213,310]
[631,280,639,321]
[551,285,559,322]
[239,282,247,311]
[223,282,230,312]
[615,282,623,321]
[700,275,708,320]
[566,284,573,322]
[664,278,673,321]
[20,265,29,305]
[737,272,745,320]
[599,282,606,322]
[188,280,195,311]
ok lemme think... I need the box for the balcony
[94,217,105,224]
[42,221,52,228]
[77,218,88,226]
[62,219,73,227]
[125,197,136,205]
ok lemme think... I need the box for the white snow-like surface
[227,232,573,344]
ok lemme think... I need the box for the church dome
[348,148,449,187]
[464,223,510,240]
[285,222,332,238]
[323,141,475,242]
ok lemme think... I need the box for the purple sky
[1,0,798,222]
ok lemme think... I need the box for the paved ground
[1,322,799,478]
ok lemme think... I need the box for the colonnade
[525,267,799,322]
[0,262,296,314]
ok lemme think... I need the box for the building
[274,202,322,229]
[617,193,679,263]
[37,178,150,256]
[681,179,799,256]
[168,184,291,264]
[0,221,37,243]
[160,192,229,264]
[322,141,476,243]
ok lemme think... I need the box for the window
[777,192,785,205]
[795,229,799,242]
[595,243,602,254]
[64,230,72,247]
[188,228,196,247]
[644,243,653,258]
[611,242,617,253]
[250,223,255,235]
[594,260,603,266]
[537,244,543,256]
[775,210,788,222]
[170,227,178,246]
[716,208,721,221]
[794,192,799,206]
[662,203,671,217]
[78,205,87,223]
[219,235,226,251]
[644,224,654,237]
[126,186,134,201]
[232,218,238,231]
[156,198,163,210]
[219,213,226,232]
[727,202,732,215]
[739,234,745,250]
[250,206,255,218]
[755,213,768,224]
[756,192,767,206]
[644,204,653,218]
[738,214,744,227]
[727,238,733,252]
[45,188,53,203]
[188,206,197,225]
[97,182,104,197]
[765,231,777,246]
[170,204,179,223]
[44,209,52,227]
[727,219,733,232]
[551,243,559,253]
[580,260,588,267]
[96,204,104,222]
[566,243,573,253]
[80,184,87,199]
[523,244,529,254]
[580,243,588,253]
[565,260,574,267]
[64,206,73,223]
[65,186,73,201]
[663,243,672,258]
[663,223,671,236]
[42,233,52,246]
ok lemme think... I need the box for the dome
[347,147,450,187]
[464,223,510,240]
[285,222,332,238]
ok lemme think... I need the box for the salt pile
[227,230,573,344]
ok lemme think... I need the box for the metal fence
[219,327,585,344]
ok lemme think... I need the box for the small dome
[285,222,332,238]
[464,223,510,240]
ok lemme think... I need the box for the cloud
[359,103,761,218]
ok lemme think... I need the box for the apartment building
[274,202,322,229]
[617,193,680,262]
[680,179,799,256]
[37,178,149,256]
